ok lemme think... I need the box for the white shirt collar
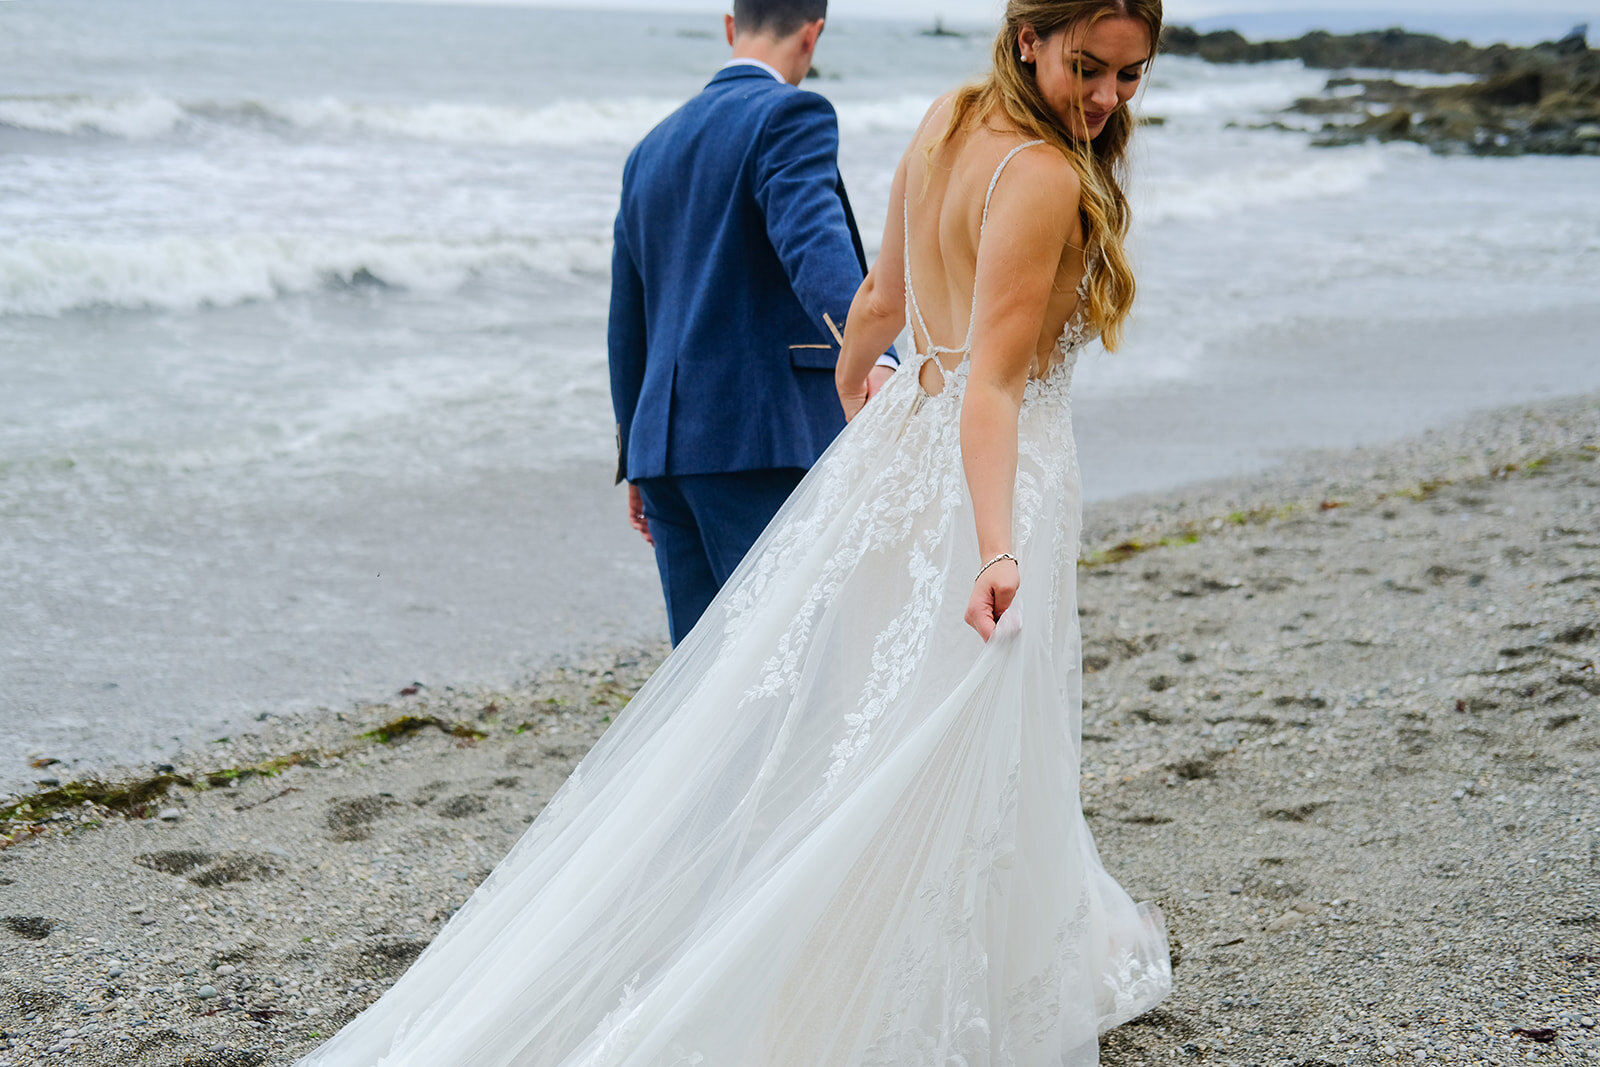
[720,57,786,84]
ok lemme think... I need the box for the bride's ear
[1017,23,1040,62]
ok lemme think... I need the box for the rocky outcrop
[1161,24,1600,155]
[1160,25,1503,73]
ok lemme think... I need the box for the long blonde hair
[932,0,1161,352]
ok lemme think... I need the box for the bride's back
[901,105,1089,376]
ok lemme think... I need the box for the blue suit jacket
[608,66,885,483]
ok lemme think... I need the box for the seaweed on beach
[1078,446,1586,571]
[2,773,190,823]
[1081,533,1202,568]
[2,686,604,846]
[359,716,489,744]
[0,753,323,846]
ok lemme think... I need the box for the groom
[609,0,894,645]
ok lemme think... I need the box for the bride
[298,1,1170,1063]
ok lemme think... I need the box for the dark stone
[176,1052,269,1067]
[326,795,402,842]
[1263,800,1333,822]
[438,794,488,819]
[1167,751,1227,781]
[134,849,214,875]
[1468,70,1545,107]
[2,916,53,941]
[341,938,426,980]
[14,988,66,1015]
[1162,22,1600,156]
[188,852,284,887]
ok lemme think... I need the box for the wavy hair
[932,0,1161,352]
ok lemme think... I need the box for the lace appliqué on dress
[1103,950,1173,1031]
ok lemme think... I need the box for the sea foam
[1139,145,1391,223]
[0,233,611,316]
[0,91,682,147]
[0,92,188,139]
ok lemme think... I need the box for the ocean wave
[1138,57,1329,120]
[1139,147,1389,223]
[0,91,682,146]
[0,92,189,139]
[266,95,679,146]
[833,94,939,134]
[0,233,611,316]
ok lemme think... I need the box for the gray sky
[378,0,1598,23]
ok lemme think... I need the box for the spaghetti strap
[903,139,1046,359]
[980,140,1046,240]
[959,139,1046,351]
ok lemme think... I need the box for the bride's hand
[964,558,1019,642]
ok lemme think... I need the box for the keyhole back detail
[903,138,1046,384]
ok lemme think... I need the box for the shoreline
[12,293,1600,783]
[7,384,1600,811]
[1075,303,1600,504]
[1,393,1596,1063]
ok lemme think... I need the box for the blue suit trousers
[634,468,805,645]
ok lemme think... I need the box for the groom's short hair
[734,0,827,38]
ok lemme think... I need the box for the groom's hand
[627,483,653,546]
[865,364,894,399]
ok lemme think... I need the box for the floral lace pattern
[1103,950,1175,1032]
[1007,895,1092,1050]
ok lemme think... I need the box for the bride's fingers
[969,611,996,642]
[966,566,1019,641]
[964,589,998,641]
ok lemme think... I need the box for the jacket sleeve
[753,91,872,356]
[608,199,647,485]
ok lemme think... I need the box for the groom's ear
[800,17,825,53]
[799,18,825,55]
[725,13,736,48]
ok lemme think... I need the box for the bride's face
[1020,16,1152,141]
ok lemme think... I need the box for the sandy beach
[1,389,1595,1065]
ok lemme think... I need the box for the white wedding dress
[298,141,1170,1067]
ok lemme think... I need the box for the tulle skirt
[296,355,1171,1066]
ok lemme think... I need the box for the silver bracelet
[975,552,1018,583]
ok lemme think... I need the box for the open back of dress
[902,132,1096,393]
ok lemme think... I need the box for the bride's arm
[962,151,1081,640]
[836,153,909,420]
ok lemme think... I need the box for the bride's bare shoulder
[905,92,960,152]
[973,141,1083,248]
[997,141,1081,200]
[924,91,960,127]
